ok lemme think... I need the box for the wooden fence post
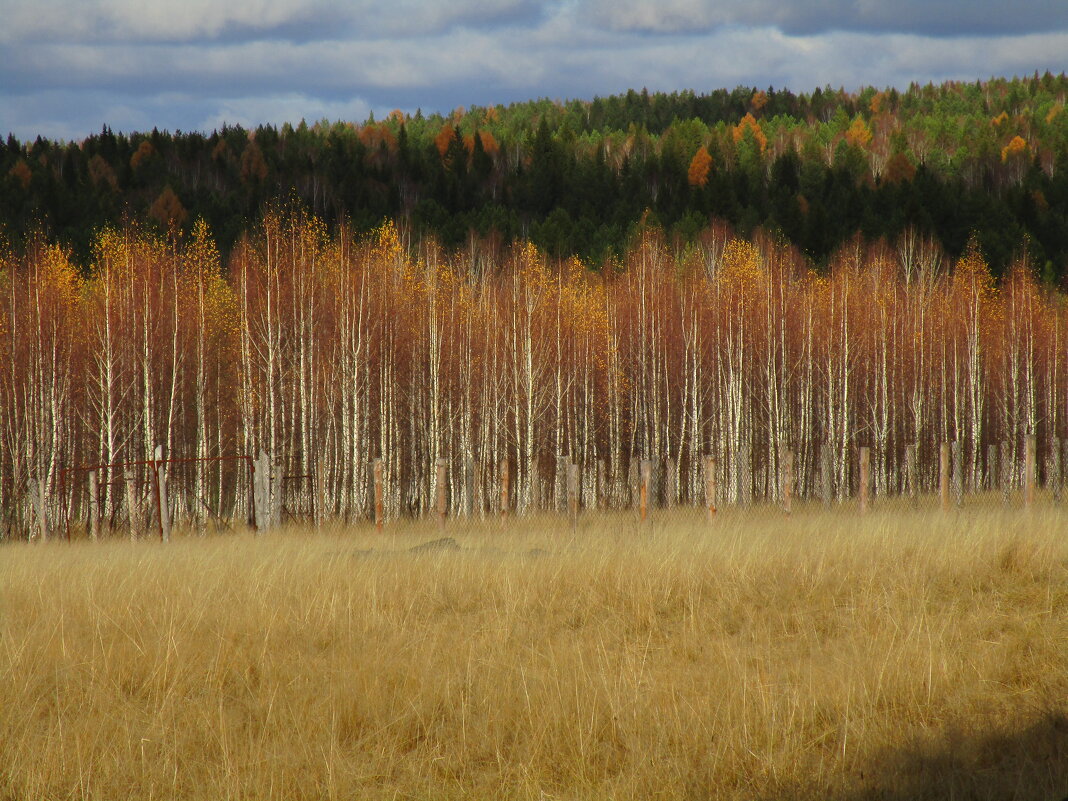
[639,460,653,524]
[253,450,271,533]
[154,445,170,543]
[703,455,717,521]
[125,468,138,541]
[436,458,447,531]
[30,477,49,542]
[821,442,833,507]
[781,448,794,515]
[1024,435,1036,509]
[88,470,100,542]
[567,462,580,532]
[499,457,510,521]
[373,458,384,530]
[951,440,963,508]
[859,446,870,514]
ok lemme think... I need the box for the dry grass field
[2,507,1067,800]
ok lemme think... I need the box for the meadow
[2,507,1067,800]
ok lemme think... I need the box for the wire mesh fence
[8,434,1063,543]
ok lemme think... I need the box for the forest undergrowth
[2,507,1067,800]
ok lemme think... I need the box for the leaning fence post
[88,470,100,542]
[639,459,653,524]
[938,442,950,511]
[154,445,170,543]
[567,462,580,532]
[703,455,717,521]
[1024,435,1036,509]
[859,446,870,514]
[436,458,447,531]
[125,467,138,541]
[781,448,794,515]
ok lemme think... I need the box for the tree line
[1,213,1064,533]
[4,74,1068,278]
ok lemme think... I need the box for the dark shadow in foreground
[762,712,1068,801]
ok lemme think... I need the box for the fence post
[124,468,138,541]
[154,445,170,543]
[703,455,717,521]
[373,458,384,530]
[30,477,49,542]
[88,470,100,542]
[859,447,870,514]
[436,458,447,531]
[821,442,833,507]
[951,440,963,508]
[499,457,510,521]
[567,462,580,532]
[1024,435,1036,509]
[781,448,794,515]
[639,460,653,524]
[253,450,270,533]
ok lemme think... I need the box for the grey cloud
[0,0,546,44]
[580,0,1068,37]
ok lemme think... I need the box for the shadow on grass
[767,713,1068,801]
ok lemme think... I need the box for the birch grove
[1,214,1066,532]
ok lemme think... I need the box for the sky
[3,0,1068,142]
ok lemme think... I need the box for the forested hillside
[4,73,1068,277]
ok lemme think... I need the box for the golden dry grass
[2,506,1067,800]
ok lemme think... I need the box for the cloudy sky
[3,0,1068,141]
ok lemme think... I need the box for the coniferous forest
[4,74,1068,278]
